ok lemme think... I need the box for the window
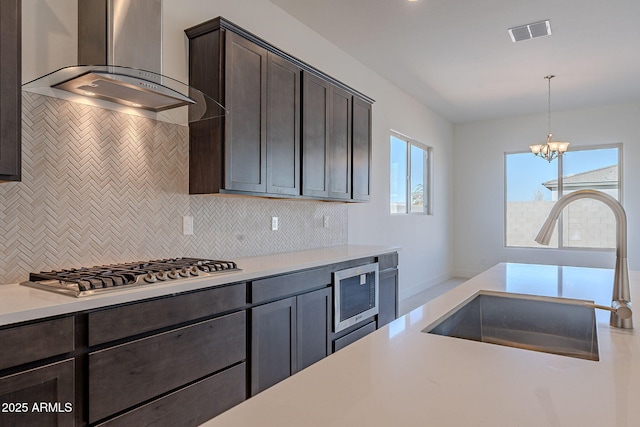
[505,144,621,249]
[390,132,432,215]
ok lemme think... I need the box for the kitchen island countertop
[200,262,640,427]
[0,244,398,327]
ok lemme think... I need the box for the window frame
[389,130,433,216]
[504,143,623,250]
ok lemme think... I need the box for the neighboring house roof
[543,165,618,190]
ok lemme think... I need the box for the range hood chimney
[22,0,224,124]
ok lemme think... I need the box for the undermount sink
[423,291,599,361]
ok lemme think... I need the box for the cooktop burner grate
[21,257,240,297]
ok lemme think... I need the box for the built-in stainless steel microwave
[333,263,379,333]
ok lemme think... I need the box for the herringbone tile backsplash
[0,93,347,285]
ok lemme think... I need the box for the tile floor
[398,278,468,316]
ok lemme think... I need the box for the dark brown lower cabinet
[250,287,332,395]
[296,287,332,371]
[0,253,397,426]
[0,316,75,371]
[378,268,399,328]
[250,296,296,395]
[0,359,75,427]
[333,321,376,352]
[89,311,246,424]
[95,363,246,427]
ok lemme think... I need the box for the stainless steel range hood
[22,0,224,124]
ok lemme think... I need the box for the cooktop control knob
[190,266,201,276]
[179,267,190,278]
[143,272,157,283]
[156,270,168,281]
[168,269,179,279]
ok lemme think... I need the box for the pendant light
[529,75,569,162]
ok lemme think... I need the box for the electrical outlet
[271,216,279,231]
[183,216,194,235]
[323,215,329,228]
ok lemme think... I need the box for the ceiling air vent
[508,20,551,42]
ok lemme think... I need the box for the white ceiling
[270,0,640,123]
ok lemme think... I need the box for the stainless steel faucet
[535,189,633,329]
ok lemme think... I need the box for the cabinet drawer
[96,363,246,427]
[251,267,330,304]
[333,320,375,352]
[89,311,246,423]
[89,283,246,346]
[0,317,74,370]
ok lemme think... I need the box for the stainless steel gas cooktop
[20,257,240,297]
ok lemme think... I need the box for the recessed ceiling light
[508,20,552,42]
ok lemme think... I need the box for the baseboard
[451,269,481,280]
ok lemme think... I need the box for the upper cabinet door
[0,0,21,182]
[328,86,352,200]
[224,31,267,193]
[352,97,372,201]
[302,73,353,200]
[266,53,300,196]
[302,72,330,198]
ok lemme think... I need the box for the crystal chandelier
[529,75,569,162]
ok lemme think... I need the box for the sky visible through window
[506,148,618,202]
[390,135,407,206]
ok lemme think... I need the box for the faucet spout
[535,189,632,329]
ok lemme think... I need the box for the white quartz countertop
[0,245,397,327]
[201,262,640,427]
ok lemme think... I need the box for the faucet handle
[612,300,633,320]
[585,301,632,320]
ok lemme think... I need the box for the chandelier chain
[546,74,554,137]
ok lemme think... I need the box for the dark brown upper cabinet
[224,36,301,195]
[185,17,372,201]
[266,53,301,196]
[302,73,352,200]
[187,22,300,196]
[301,73,329,198]
[224,32,268,193]
[0,0,22,182]
[352,97,372,201]
[328,85,352,200]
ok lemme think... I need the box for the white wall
[453,102,640,277]
[22,0,455,299]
